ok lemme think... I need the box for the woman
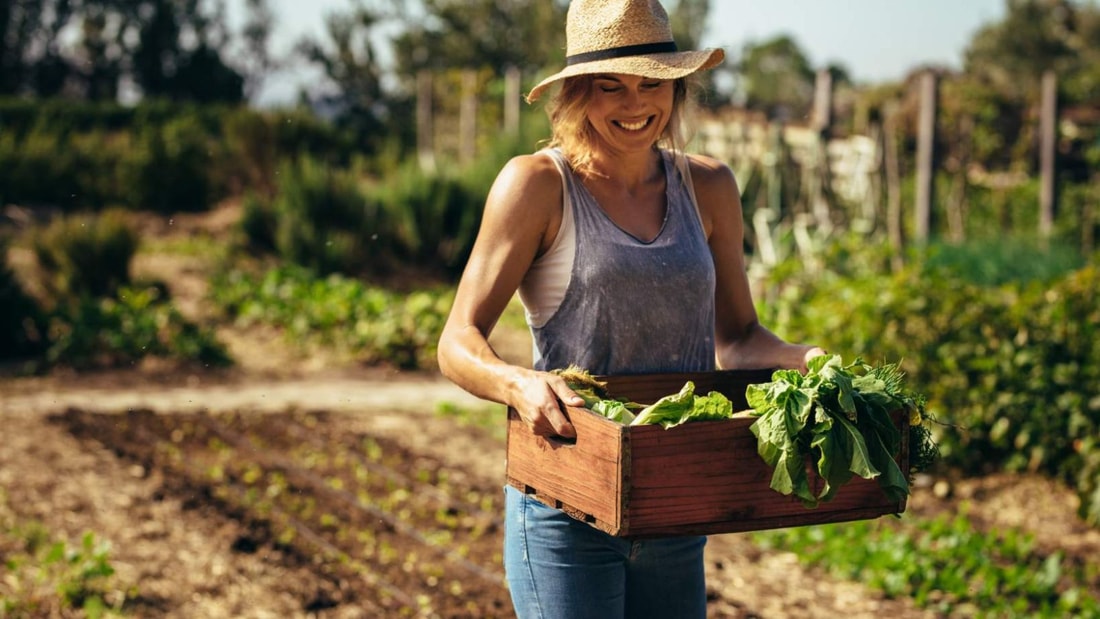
[437,0,824,616]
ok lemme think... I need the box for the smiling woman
[435,1,825,617]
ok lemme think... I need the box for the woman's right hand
[512,370,582,439]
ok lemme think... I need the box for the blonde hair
[543,75,696,177]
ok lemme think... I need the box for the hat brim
[525,48,724,103]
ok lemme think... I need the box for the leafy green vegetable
[746,355,935,507]
[551,367,738,428]
[629,381,697,427]
[592,399,635,424]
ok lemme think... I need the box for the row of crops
[54,408,512,617]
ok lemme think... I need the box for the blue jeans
[503,485,707,619]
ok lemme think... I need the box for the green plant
[757,242,1100,525]
[210,265,451,369]
[46,284,231,369]
[1,519,127,617]
[30,210,138,300]
[0,239,47,361]
[752,511,1100,617]
[745,356,921,506]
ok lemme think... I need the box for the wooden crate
[506,369,909,538]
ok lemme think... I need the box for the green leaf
[630,381,696,428]
[591,399,635,424]
[833,414,880,480]
[811,411,855,502]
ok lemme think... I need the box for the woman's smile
[614,116,654,131]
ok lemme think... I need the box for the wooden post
[883,101,904,269]
[914,71,937,245]
[811,68,833,135]
[460,69,479,165]
[946,115,973,243]
[504,65,521,136]
[416,69,435,172]
[810,68,834,232]
[1039,69,1057,244]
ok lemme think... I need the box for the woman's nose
[622,88,644,109]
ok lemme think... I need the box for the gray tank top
[531,148,716,375]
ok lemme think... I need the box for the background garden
[1,0,1099,616]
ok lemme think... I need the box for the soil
[2,205,1097,618]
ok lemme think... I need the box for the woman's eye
[642,82,662,90]
[599,85,621,93]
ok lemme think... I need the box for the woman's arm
[437,154,583,438]
[688,154,825,371]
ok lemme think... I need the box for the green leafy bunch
[746,355,928,507]
[551,366,736,427]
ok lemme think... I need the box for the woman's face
[585,73,674,155]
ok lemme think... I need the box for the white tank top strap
[517,149,575,328]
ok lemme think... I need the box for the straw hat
[526,0,725,103]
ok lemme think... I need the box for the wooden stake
[1039,70,1058,244]
[416,70,435,172]
[914,71,937,245]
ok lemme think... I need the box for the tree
[295,4,389,152]
[739,35,815,121]
[963,0,1082,102]
[0,0,263,103]
[126,0,244,103]
[389,0,567,79]
[0,0,78,97]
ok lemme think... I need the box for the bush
[240,156,386,277]
[119,113,217,212]
[45,285,231,370]
[0,240,47,361]
[758,241,1100,525]
[210,265,451,370]
[30,210,138,300]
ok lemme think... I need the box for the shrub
[0,240,47,360]
[210,265,451,370]
[30,210,138,301]
[119,113,217,212]
[758,240,1100,524]
[45,285,231,370]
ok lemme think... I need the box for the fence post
[811,68,833,134]
[460,69,478,165]
[416,70,435,172]
[504,65,521,136]
[883,101,904,269]
[914,71,937,245]
[1039,69,1058,245]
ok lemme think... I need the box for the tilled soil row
[52,407,513,618]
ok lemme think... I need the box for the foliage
[389,0,567,77]
[241,155,383,277]
[209,265,453,370]
[0,239,47,361]
[758,241,1100,524]
[0,0,268,102]
[0,500,128,617]
[922,236,1085,286]
[753,511,1100,617]
[746,356,917,507]
[45,285,231,370]
[30,210,138,300]
[963,0,1094,103]
[294,5,388,152]
[0,98,355,213]
[736,35,816,121]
